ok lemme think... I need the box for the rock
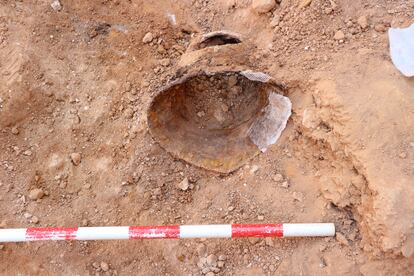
[374,24,386,33]
[29,188,44,200]
[100,262,109,272]
[11,127,19,135]
[23,150,32,156]
[273,173,283,182]
[142,32,154,43]
[197,111,205,117]
[177,177,189,191]
[205,272,215,276]
[336,232,349,246]
[270,15,280,27]
[299,0,312,9]
[257,215,264,221]
[206,254,218,267]
[24,213,32,219]
[197,257,207,268]
[334,30,345,40]
[399,152,407,159]
[217,261,225,268]
[252,0,276,14]
[0,245,4,250]
[160,58,170,67]
[92,262,100,269]
[196,243,207,256]
[281,181,289,188]
[31,216,39,224]
[51,0,62,11]
[218,255,226,261]
[357,16,368,29]
[292,191,304,201]
[269,264,276,271]
[70,152,81,166]
[250,165,259,174]
[201,267,211,274]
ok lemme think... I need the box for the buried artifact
[147,31,291,173]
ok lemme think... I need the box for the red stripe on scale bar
[26,227,78,240]
[129,225,180,239]
[231,224,283,238]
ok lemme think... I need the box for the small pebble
[31,216,39,224]
[374,24,386,32]
[292,191,304,202]
[281,181,289,188]
[273,174,283,182]
[160,58,170,67]
[206,254,217,267]
[357,15,368,29]
[24,213,32,219]
[258,215,264,221]
[51,0,62,11]
[142,32,154,43]
[334,30,345,40]
[177,177,189,191]
[11,127,19,135]
[70,152,82,166]
[250,165,259,174]
[299,0,313,9]
[29,188,44,200]
[205,272,215,276]
[100,262,109,272]
[399,152,407,159]
[251,0,276,14]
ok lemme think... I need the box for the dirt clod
[29,188,44,200]
[251,0,276,14]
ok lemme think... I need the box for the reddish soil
[1,0,413,275]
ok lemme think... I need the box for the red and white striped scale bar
[0,223,334,242]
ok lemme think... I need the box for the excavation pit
[148,71,291,173]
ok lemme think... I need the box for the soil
[1,0,414,275]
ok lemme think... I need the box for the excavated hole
[148,71,287,173]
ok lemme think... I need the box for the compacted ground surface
[0,0,414,275]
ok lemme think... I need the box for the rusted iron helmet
[147,31,291,173]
